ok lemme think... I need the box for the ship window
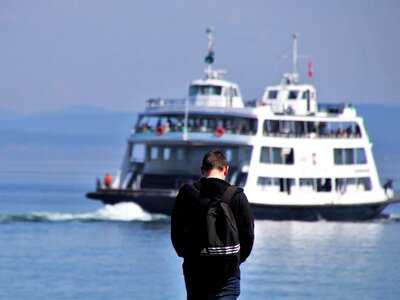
[317,122,329,136]
[359,177,372,190]
[258,177,272,186]
[176,148,185,161]
[189,85,222,96]
[131,143,145,162]
[316,178,332,192]
[272,148,283,164]
[306,121,317,134]
[268,90,278,99]
[225,149,233,162]
[260,147,294,165]
[334,149,343,164]
[356,148,367,164]
[235,172,248,187]
[344,149,354,164]
[335,177,372,192]
[302,90,310,99]
[260,147,271,163]
[334,148,367,165]
[229,87,238,97]
[300,178,332,192]
[288,90,299,100]
[263,120,280,135]
[300,178,314,191]
[294,121,305,136]
[257,177,295,194]
[150,146,159,160]
[163,148,171,160]
[240,146,253,165]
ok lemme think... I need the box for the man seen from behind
[171,150,255,299]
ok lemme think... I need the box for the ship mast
[204,28,226,79]
[292,33,299,77]
[283,34,311,84]
[205,28,215,78]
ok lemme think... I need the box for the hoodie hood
[195,177,231,200]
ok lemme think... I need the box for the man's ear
[223,166,229,177]
[200,167,205,176]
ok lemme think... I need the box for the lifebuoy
[214,127,225,137]
[155,126,165,136]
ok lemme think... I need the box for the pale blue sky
[0,0,399,113]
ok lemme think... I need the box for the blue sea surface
[0,162,399,300]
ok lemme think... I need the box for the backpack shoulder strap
[221,185,238,204]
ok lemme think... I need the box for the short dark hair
[201,150,228,172]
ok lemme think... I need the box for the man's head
[200,150,229,179]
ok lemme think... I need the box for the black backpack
[183,184,240,258]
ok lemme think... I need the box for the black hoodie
[171,177,255,288]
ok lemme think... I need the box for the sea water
[0,163,399,300]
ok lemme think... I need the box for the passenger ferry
[87,31,398,221]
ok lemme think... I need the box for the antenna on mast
[205,28,214,64]
[292,33,299,75]
[203,28,226,80]
[282,34,311,84]
[204,27,215,77]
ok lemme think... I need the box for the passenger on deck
[336,128,342,138]
[165,119,172,133]
[199,120,207,132]
[104,173,112,189]
[355,125,361,137]
[346,126,353,137]
[143,123,152,133]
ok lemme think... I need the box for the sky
[0,0,399,114]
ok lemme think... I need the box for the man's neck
[205,169,225,180]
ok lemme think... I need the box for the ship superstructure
[87,31,398,220]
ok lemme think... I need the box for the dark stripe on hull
[86,190,395,221]
[250,203,387,221]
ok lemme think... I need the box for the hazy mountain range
[0,106,136,165]
[0,104,399,188]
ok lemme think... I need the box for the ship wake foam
[374,213,400,223]
[0,203,168,223]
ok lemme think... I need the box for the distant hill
[0,106,137,136]
[0,106,137,164]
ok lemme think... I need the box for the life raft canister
[155,125,165,136]
[214,127,225,137]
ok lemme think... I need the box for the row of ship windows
[257,177,372,193]
[260,147,367,165]
[147,146,235,162]
[263,120,361,138]
[267,89,313,100]
[189,85,239,97]
[135,115,257,135]
[149,147,185,161]
[135,115,361,138]
[145,146,367,167]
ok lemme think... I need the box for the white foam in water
[31,202,155,222]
